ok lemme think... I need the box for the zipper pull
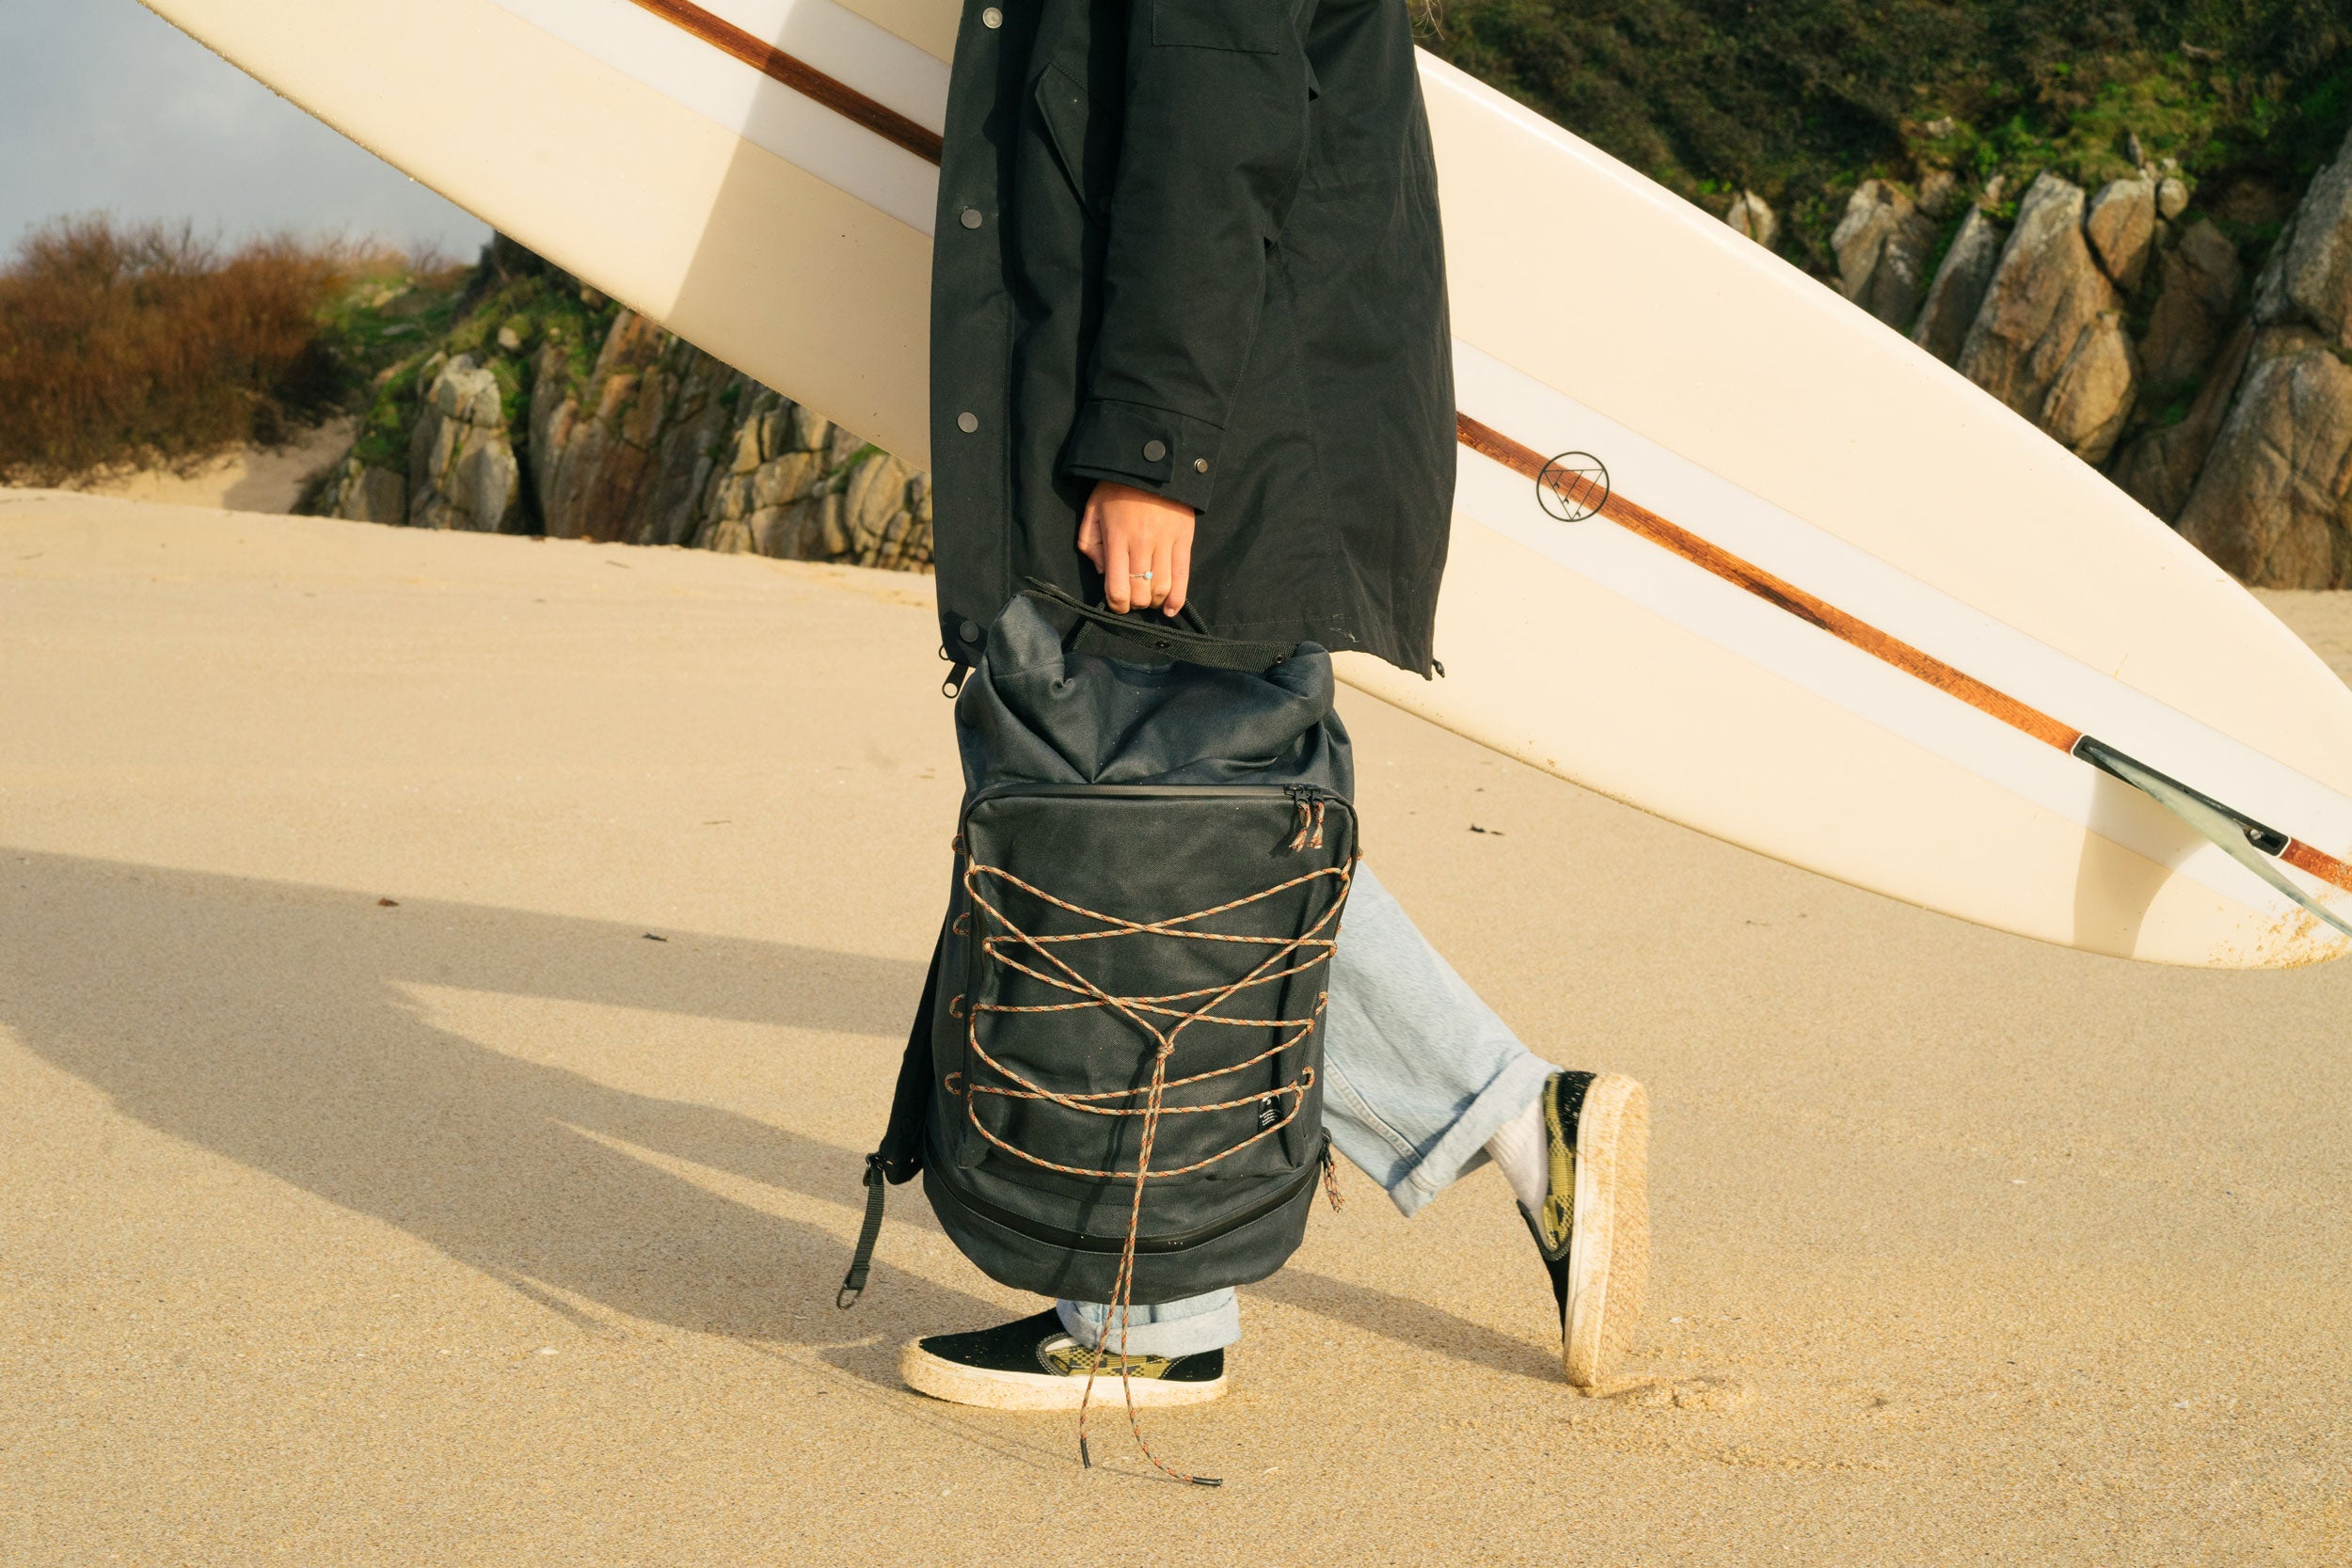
[1285,784,1331,854]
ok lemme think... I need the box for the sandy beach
[2,490,2346,1563]
[24,420,356,516]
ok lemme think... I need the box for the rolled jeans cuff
[1056,1291,1240,1358]
[1371,1049,1558,1218]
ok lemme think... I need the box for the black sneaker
[1521,1070,1650,1389]
[899,1309,1230,1411]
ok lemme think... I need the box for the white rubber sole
[898,1342,1229,1412]
[1563,1072,1651,1390]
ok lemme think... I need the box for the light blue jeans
[1056,861,1560,1357]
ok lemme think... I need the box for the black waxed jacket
[927,0,1454,675]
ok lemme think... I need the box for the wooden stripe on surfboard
[620,0,946,164]
[626,0,2352,903]
[2281,839,2352,891]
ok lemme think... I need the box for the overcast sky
[1,0,493,260]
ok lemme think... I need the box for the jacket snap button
[981,6,1002,25]
[960,207,983,230]
[958,619,981,641]
[957,411,978,434]
[1142,439,1168,462]
[1194,457,1210,473]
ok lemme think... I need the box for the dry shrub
[0,216,386,484]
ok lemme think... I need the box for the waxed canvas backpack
[839,585,1356,1311]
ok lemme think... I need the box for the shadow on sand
[0,850,1555,1385]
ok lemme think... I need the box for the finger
[1077,500,1102,573]
[1148,531,1173,610]
[1104,531,1132,613]
[1164,527,1192,617]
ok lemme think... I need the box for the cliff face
[308,242,931,573]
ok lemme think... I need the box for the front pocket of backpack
[956,785,1352,1215]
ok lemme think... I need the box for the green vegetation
[334,241,620,482]
[0,216,466,484]
[1422,0,2352,270]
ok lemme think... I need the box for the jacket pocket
[1150,0,1286,54]
[1032,63,1111,224]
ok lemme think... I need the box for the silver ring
[1131,571,1153,580]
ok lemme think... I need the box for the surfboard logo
[1536,452,1610,523]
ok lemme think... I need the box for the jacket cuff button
[959,207,984,230]
[957,411,978,433]
[1194,457,1210,473]
[981,6,1002,25]
[1142,439,1168,462]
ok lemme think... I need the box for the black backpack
[839,585,1356,1311]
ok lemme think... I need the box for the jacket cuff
[1059,398,1222,512]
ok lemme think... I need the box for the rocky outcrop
[2084,178,2156,293]
[524,313,933,566]
[531,313,739,547]
[313,249,932,573]
[2177,331,2352,586]
[1831,180,1940,328]
[1911,207,2005,363]
[2137,219,2244,391]
[2111,321,2252,523]
[2170,126,2352,584]
[691,388,932,569]
[2252,126,2352,349]
[407,356,523,532]
[1955,173,2137,464]
[313,452,405,525]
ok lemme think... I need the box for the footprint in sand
[1597,1372,1757,1413]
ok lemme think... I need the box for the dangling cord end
[1078,1435,1092,1469]
[835,1153,889,1309]
[1309,800,1327,850]
[1287,795,1312,853]
[1321,1143,1345,1212]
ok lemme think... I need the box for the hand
[1077,480,1194,616]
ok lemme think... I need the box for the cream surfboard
[139,0,2352,968]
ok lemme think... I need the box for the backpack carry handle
[1019,579,1298,674]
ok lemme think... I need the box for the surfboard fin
[2073,735,2352,944]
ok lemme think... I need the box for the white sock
[1485,1094,1549,1217]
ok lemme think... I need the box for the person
[898,0,1649,1406]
